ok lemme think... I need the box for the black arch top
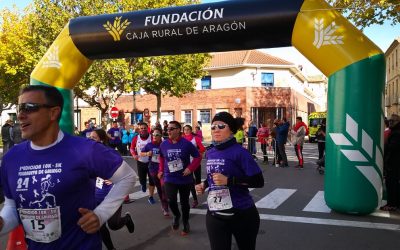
[69,0,304,59]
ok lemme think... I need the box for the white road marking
[255,188,296,209]
[190,209,400,231]
[303,191,331,213]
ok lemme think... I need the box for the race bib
[19,207,61,243]
[96,177,104,189]
[167,159,183,172]
[207,188,233,211]
[151,154,160,163]
[113,131,119,137]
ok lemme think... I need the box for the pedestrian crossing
[127,186,389,218]
[255,188,296,209]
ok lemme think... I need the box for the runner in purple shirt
[196,112,264,250]
[158,121,201,236]
[0,85,135,250]
[140,127,169,216]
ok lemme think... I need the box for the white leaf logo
[313,18,344,49]
[329,114,383,201]
[42,45,62,69]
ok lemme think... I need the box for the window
[183,110,192,124]
[261,73,274,87]
[199,110,211,123]
[201,76,211,89]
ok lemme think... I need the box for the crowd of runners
[0,85,266,250]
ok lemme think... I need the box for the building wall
[115,86,320,141]
[385,39,400,116]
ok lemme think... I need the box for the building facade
[385,38,400,116]
[114,50,327,140]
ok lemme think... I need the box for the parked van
[308,112,327,142]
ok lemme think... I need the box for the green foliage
[326,0,399,29]
[0,8,38,114]
[130,53,210,120]
[30,0,206,124]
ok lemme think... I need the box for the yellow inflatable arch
[31,0,385,214]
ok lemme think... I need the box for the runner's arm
[129,137,138,157]
[0,197,19,235]
[94,161,136,226]
[227,172,264,188]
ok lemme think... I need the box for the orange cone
[6,225,27,250]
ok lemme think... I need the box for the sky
[1,0,399,74]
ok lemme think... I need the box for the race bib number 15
[19,207,62,243]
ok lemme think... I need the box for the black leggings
[137,161,154,187]
[190,166,202,201]
[206,206,260,250]
[100,205,128,250]
[317,141,325,160]
[261,143,268,162]
[164,182,191,224]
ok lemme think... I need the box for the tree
[0,7,39,116]
[130,53,210,122]
[77,59,132,128]
[326,0,399,28]
[31,0,138,128]
[31,0,207,127]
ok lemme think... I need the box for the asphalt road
[1,143,400,249]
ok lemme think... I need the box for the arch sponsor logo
[313,18,343,49]
[103,16,131,41]
[42,45,62,69]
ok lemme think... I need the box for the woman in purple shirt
[196,112,264,250]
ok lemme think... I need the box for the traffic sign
[110,106,119,118]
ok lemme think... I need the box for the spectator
[291,117,308,169]
[381,114,400,211]
[247,120,258,158]
[1,120,14,155]
[257,122,270,164]
[276,118,290,167]
[316,120,326,160]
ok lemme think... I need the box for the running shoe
[163,209,170,217]
[181,222,190,236]
[141,185,147,193]
[191,200,199,208]
[148,196,156,204]
[125,212,135,233]
[172,216,180,230]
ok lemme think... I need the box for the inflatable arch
[31,0,385,214]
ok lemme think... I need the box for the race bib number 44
[19,207,61,243]
[207,188,233,211]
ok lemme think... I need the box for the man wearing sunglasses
[0,85,135,249]
[158,121,201,236]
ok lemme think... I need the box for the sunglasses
[17,103,55,114]
[153,133,162,137]
[167,127,179,131]
[211,124,227,130]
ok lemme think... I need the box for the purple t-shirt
[142,142,161,175]
[107,127,121,144]
[0,133,122,249]
[206,143,261,210]
[159,138,200,184]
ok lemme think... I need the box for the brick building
[113,50,327,140]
